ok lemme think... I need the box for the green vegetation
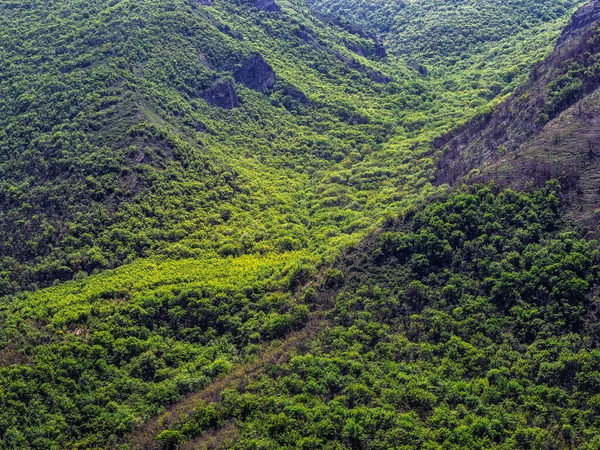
[0,0,598,448]
[0,251,312,448]
[0,0,405,294]
[0,0,581,295]
[308,0,581,63]
[433,12,600,229]
[157,185,600,449]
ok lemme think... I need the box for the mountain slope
[434,0,600,231]
[307,0,581,63]
[0,0,597,449]
[0,0,411,295]
[149,184,600,449]
[0,0,586,298]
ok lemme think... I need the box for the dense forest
[0,0,582,296]
[154,184,600,449]
[0,0,598,448]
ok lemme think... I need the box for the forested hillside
[0,0,584,296]
[0,0,598,448]
[434,0,600,231]
[307,0,580,62]
[0,0,395,294]
[153,184,600,449]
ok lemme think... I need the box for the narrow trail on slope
[125,306,330,450]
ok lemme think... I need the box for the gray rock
[196,0,212,5]
[216,22,244,41]
[408,61,428,77]
[557,0,600,46]
[254,0,280,12]
[346,58,391,84]
[282,84,308,104]
[295,26,314,43]
[347,42,365,57]
[368,70,392,84]
[235,53,276,92]
[346,59,363,71]
[201,79,239,109]
[374,41,387,59]
[343,23,368,38]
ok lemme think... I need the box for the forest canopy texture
[0,0,599,449]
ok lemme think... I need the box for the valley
[0,0,598,448]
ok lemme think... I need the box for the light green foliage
[0,251,311,447]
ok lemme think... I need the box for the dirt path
[124,310,326,450]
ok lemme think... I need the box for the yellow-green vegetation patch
[10,251,309,328]
[0,250,315,448]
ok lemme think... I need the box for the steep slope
[466,90,600,230]
[308,0,581,63]
[307,0,586,108]
[0,0,594,448]
[0,0,409,295]
[151,185,600,449]
[434,0,600,231]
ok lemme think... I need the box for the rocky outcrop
[374,41,387,59]
[346,42,365,57]
[368,70,392,84]
[348,38,388,60]
[216,22,243,41]
[254,0,280,12]
[282,84,308,105]
[408,61,428,77]
[273,83,309,111]
[295,25,315,44]
[235,53,276,92]
[344,23,368,39]
[201,79,239,109]
[557,0,600,46]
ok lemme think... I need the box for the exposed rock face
[254,0,280,12]
[374,41,387,59]
[408,61,428,77]
[557,0,600,45]
[282,84,308,104]
[201,79,239,109]
[347,42,365,57]
[295,26,315,43]
[274,83,309,111]
[235,53,276,92]
[216,22,243,41]
[346,59,362,71]
[368,70,392,84]
[344,23,368,38]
